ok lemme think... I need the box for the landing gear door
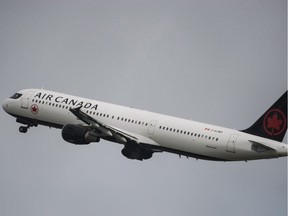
[226,134,239,153]
[21,91,34,109]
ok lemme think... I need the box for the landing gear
[19,126,28,133]
[16,118,38,134]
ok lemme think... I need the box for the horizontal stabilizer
[249,140,277,152]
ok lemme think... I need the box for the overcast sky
[0,0,287,216]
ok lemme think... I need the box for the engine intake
[62,124,100,144]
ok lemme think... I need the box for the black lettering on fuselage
[61,98,69,104]
[69,99,77,106]
[55,96,63,103]
[46,94,53,101]
[41,93,46,99]
[34,92,54,101]
[91,104,98,110]
[34,92,42,99]
[34,92,98,111]
[84,103,92,108]
[76,101,83,107]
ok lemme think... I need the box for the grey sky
[0,0,287,216]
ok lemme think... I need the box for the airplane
[2,89,287,161]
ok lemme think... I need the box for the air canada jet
[2,89,287,161]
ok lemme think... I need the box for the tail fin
[241,91,287,142]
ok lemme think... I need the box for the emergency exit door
[147,120,157,135]
[226,134,239,153]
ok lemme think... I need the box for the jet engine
[62,124,100,144]
[121,146,153,160]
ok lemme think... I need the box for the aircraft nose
[2,99,9,112]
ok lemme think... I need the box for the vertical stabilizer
[241,91,287,142]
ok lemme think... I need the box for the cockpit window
[10,93,23,99]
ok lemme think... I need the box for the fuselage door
[147,120,157,136]
[21,91,34,109]
[226,134,239,153]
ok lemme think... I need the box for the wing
[69,107,161,159]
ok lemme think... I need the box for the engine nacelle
[121,146,153,160]
[62,124,100,145]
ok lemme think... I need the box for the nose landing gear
[16,118,38,133]
[19,126,29,133]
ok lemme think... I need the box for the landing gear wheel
[19,126,28,133]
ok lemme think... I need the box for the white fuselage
[2,89,287,161]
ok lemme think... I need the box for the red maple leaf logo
[30,104,39,114]
[267,113,283,131]
[263,109,286,136]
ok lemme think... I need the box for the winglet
[70,106,82,113]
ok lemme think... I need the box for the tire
[19,126,28,133]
